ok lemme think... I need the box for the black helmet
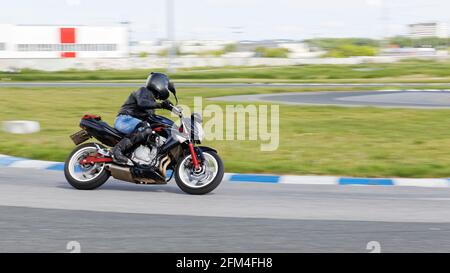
[145,72,170,100]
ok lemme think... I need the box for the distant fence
[0,55,448,72]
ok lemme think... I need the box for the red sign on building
[60,28,76,58]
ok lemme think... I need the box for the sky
[1,0,449,41]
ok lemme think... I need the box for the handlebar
[171,105,183,117]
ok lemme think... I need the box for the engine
[130,136,166,166]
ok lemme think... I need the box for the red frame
[79,154,113,165]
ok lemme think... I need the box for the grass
[0,86,450,178]
[3,60,450,83]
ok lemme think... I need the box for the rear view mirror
[168,81,178,105]
[169,82,176,95]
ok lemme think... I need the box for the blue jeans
[114,115,142,135]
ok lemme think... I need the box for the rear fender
[79,119,123,147]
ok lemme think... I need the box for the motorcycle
[64,91,224,195]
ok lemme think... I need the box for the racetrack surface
[3,82,450,108]
[213,90,450,108]
[1,167,450,252]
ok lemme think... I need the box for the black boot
[112,138,133,165]
[112,126,154,165]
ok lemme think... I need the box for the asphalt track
[1,167,450,252]
[3,82,447,108]
[213,90,450,108]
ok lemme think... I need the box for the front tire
[64,143,110,190]
[175,151,224,195]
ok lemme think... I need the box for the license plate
[70,130,90,145]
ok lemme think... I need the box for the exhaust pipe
[108,163,167,184]
[108,164,135,183]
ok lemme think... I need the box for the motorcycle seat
[81,114,125,137]
[98,120,126,137]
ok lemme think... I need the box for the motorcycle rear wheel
[64,143,110,190]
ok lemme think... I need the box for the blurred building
[380,47,437,56]
[237,40,320,58]
[408,22,448,38]
[130,40,169,55]
[0,24,128,58]
[130,40,234,56]
[178,40,234,54]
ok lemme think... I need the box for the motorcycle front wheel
[175,150,224,195]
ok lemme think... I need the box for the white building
[408,22,448,39]
[0,24,129,59]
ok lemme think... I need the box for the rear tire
[175,151,224,195]
[64,143,110,190]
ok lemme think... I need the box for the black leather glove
[161,100,173,110]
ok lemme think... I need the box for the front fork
[188,142,200,170]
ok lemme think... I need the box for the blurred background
[1,0,449,178]
[1,0,450,70]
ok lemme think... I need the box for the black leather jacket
[118,87,163,120]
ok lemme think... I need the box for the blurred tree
[158,49,169,57]
[138,52,149,58]
[223,43,237,53]
[254,47,290,58]
[195,43,237,57]
[321,44,378,58]
[158,46,181,57]
[304,38,380,50]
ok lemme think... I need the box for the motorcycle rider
[112,72,175,165]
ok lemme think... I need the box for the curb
[0,154,64,171]
[1,154,449,188]
[225,173,450,188]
